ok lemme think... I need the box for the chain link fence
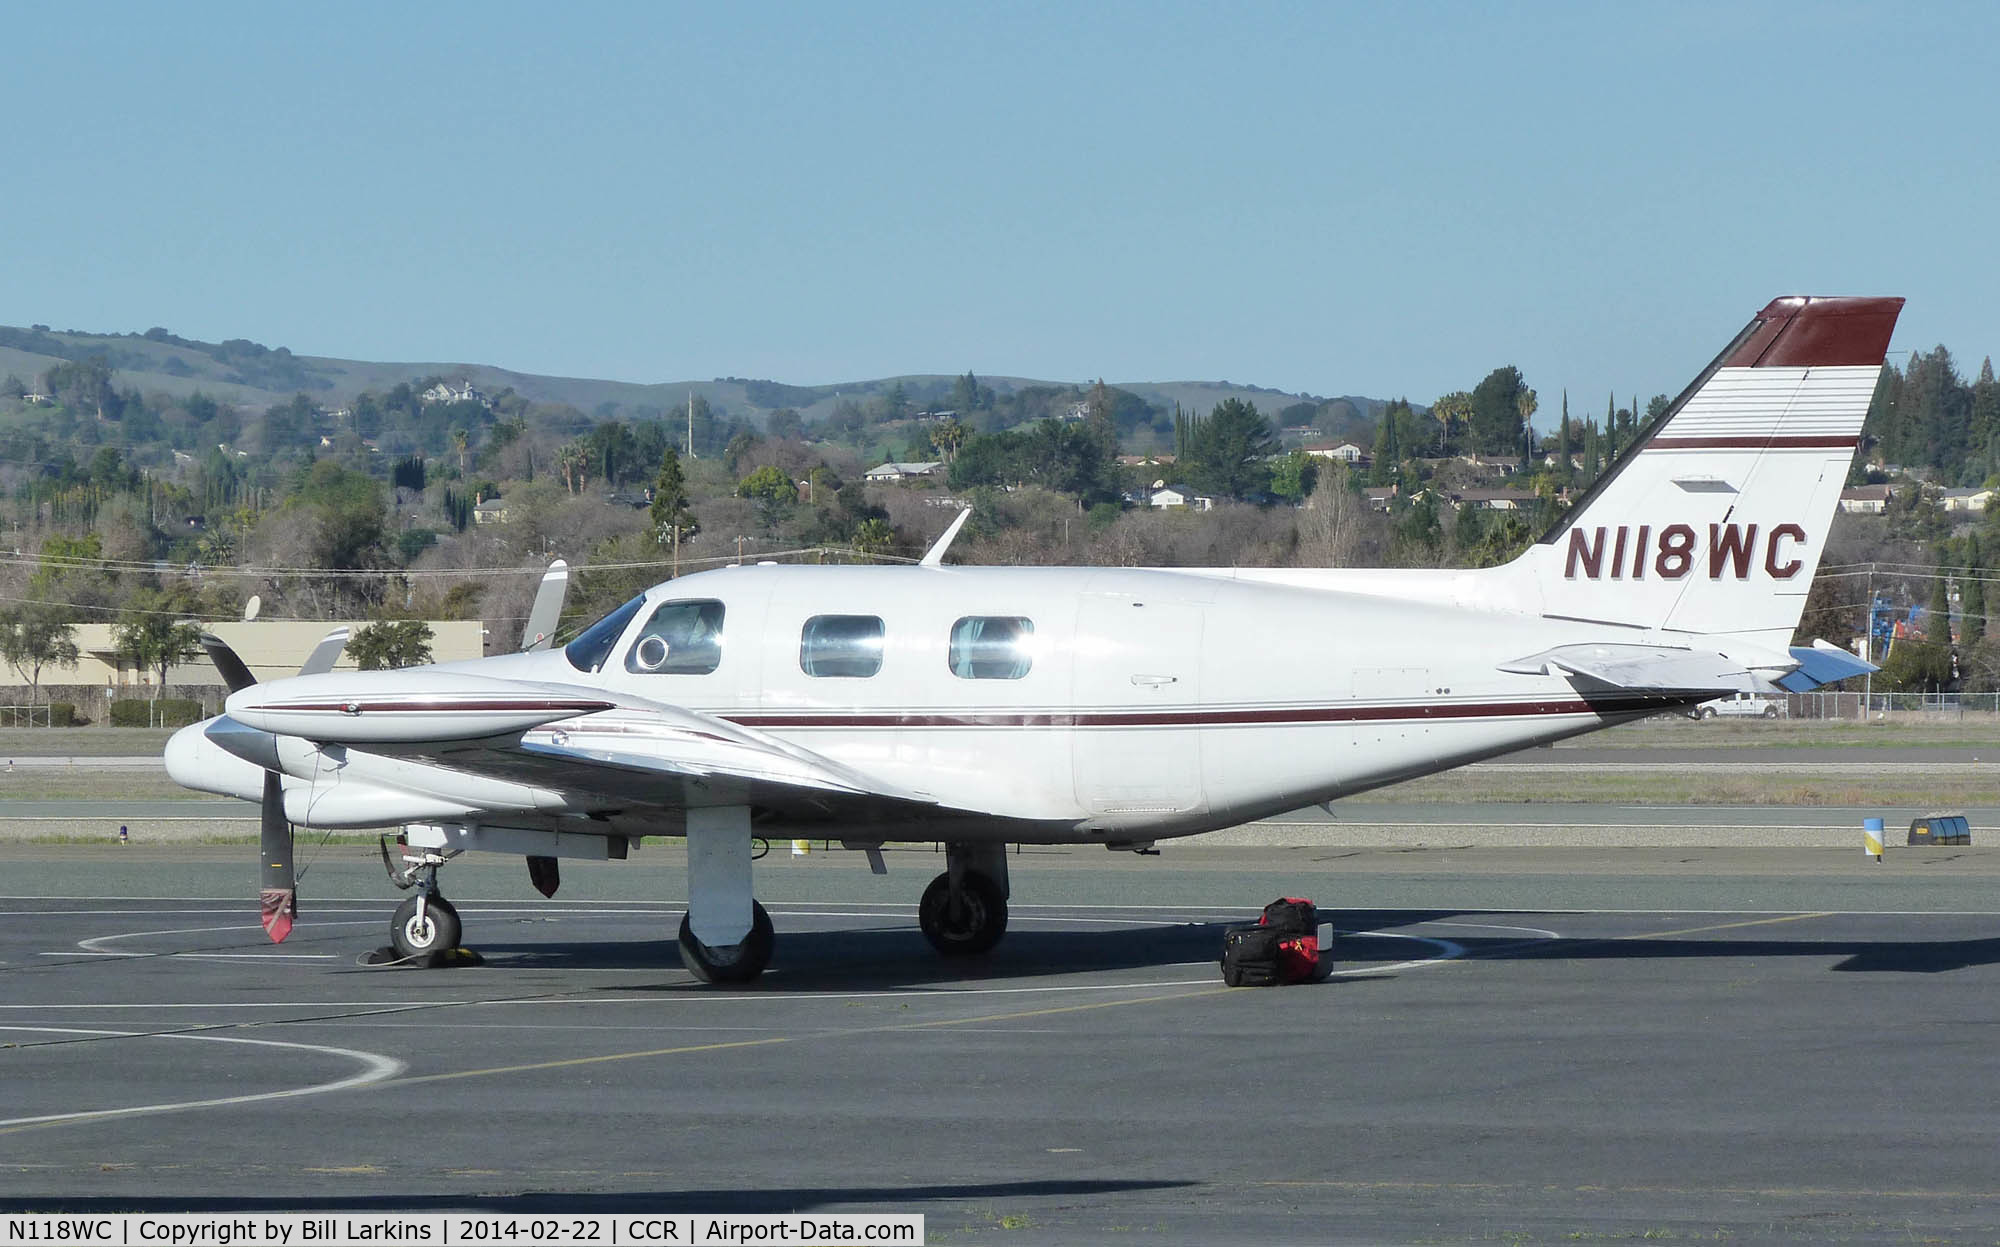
[1784,691,2000,721]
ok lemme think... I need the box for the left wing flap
[1499,642,1761,694]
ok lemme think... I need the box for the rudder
[1520,296,1902,652]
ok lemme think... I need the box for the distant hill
[0,322,1386,429]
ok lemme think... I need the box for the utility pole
[687,391,696,459]
[1862,563,1874,720]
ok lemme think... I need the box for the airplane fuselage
[176,562,1692,846]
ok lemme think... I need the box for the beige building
[66,620,487,687]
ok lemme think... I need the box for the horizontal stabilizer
[1775,639,1877,692]
[1499,643,1756,694]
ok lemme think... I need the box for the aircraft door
[1071,594,1205,817]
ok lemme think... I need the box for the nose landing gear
[381,833,463,961]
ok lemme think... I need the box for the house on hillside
[424,380,491,408]
[864,461,944,481]
[1458,452,1523,476]
[1149,484,1213,511]
[1302,441,1366,464]
[1362,485,1397,512]
[1449,488,1541,512]
[1942,487,1995,513]
[1838,485,1892,514]
[473,497,511,524]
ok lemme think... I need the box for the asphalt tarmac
[4,843,2000,1244]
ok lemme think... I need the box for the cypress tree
[1927,569,1954,644]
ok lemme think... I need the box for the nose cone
[164,716,270,802]
[164,717,211,789]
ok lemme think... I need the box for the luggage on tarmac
[1219,896,1327,986]
[1220,924,1281,986]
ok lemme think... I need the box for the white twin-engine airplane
[166,296,1900,982]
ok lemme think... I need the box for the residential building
[1838,485,1892,514]
[864,461,944,481]
[1148,484,1213,511]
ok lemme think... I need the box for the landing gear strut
[918,842,1011,957]
[383,834,462,960]
[679,806,775,984]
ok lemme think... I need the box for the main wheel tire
[391,894,460,959]
[1699,707,1716,720]
[1763,706,1780,719]
[678,900,774,984]
[918,870,1008,957]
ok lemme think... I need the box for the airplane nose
[165,716,270,801]
[164,718,212,789]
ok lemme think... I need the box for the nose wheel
[919,869,1008,956]
[391,893,460,959]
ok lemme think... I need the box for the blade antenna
[521,559,570,651]
[920,508,972,568]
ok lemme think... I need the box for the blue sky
[4,2,1994,420]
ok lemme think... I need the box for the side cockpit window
[625,600,725,675]
[800,615,885,678]
[564,594,647,673]
[949,616,1034,680]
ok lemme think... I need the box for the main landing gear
[918,842,1010,957]
[379,817,1018,982]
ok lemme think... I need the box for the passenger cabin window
[625,600,725,675]
[799,615,885,678]
[564,594,647,673]
[949,616,1034,680]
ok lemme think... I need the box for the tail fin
[1519,296,1902,652]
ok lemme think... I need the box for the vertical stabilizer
[1517,296,1902,650]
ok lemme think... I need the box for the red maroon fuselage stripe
[260,699,615,714]
[723,695,1684,730]
[1647,435,1860,450]
[1724,296,1904,369]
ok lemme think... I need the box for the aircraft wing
[1497,643,1760,694]
[384,701,939,823]
[225,671,944,824]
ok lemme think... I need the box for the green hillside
[0,323,1351,429]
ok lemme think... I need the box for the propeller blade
[521,560,570,651]
[258,771,296,943]
[298,627,350,677]
[198,633,258,693]
[527,855,560,898]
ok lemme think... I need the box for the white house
[423,380,491,408]
[1838,485,1892,514]
[1148,484,1213,511]
[864,461,944,481]
[1941,487,1994,513]
[1302,441,1365,463]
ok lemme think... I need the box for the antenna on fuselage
[919,507,972,568]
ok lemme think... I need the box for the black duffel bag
[1220,923,1281,987]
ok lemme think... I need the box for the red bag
[1260,897,1322,984]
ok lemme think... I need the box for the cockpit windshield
[563,594,647,672]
